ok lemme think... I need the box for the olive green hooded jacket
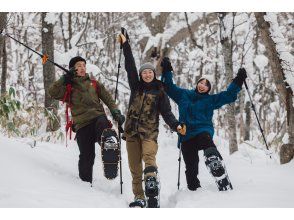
[49,74,117,131]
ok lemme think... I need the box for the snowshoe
[204,147,233,191]
[129,198,146,208]
[101,128,120,180]
[145,176,160,208]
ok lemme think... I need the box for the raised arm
[212,68,247,109]
[48,76,67,101]
[160,57,185,104]
[118,33,140,91]
[49,67,76,101]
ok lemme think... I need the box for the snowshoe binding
[204,147,233,191]
[144,166,160,208]
[129,198,146,208]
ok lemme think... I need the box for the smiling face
[141,69,155,83]
[197,79,209,93]
[74,61,86,77]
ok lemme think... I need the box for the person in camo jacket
[118,32,186,208]
[49,56,125,185]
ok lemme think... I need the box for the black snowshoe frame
[101,128,121,180]
[204,148,233,191]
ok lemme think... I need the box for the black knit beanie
[69,56,86,69]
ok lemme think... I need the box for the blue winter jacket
[161,71,241,143]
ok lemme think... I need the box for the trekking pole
[177,138,182,190]
[114,29,123,102]
[244,80,272,159]
[0,31,69,73]
[115,27,127,194]
[118,122,123,195]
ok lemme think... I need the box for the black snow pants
[75,115,111,183]
[181,132,222,191]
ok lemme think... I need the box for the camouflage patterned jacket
[48,74,117,131]
[122,42,179,141]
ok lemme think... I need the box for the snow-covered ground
[1,125,294,208]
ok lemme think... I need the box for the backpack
[62,79,100,146]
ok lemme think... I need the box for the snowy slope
[1,125,294,208]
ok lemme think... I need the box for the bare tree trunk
[255,12,294,164]
[0,12,8,97]
[68,12,72,50]
[218,12,238,154]
[41,12,59,132]
[239,90,246,141]
[244,101,251,140]
[1,38,7,97]
[59,13,68,52]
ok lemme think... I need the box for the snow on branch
[265,12,294,92]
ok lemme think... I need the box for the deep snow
[1,125,294,208]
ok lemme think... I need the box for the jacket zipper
[136,91,147,131]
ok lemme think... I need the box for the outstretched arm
[212,82,241,109]
[119,33,140,91]
[212,68,247,109]
[160,57,185,104]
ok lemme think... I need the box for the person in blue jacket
[160,57,247,191]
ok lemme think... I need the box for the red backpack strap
[62,84,73,147]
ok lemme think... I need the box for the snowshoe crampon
[101,128,120,180]
[204,147,233,191]
[145,176,160,208]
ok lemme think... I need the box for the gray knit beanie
[139,62,156,74]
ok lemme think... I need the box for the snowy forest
[0,12,294,208]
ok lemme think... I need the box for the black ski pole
[177,138,182,190]
[114,27,126,195]
[0,31,69,74]
[244,80,272,158]
[118,122,123,195]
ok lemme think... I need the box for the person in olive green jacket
[118,32,186,208]
[49,56,125,184]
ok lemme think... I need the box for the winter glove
[160,57,173,73]
[63,67,76,85]
[117,27,130,45]
[237,68,247,81]
[117,34,127,44]
[112,109,126,126]
[176,123,186,136]
[233,68,247,88]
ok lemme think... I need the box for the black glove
[233,68,247,87]
[64,67,76,85]
[112,109,126,126]
[160,57,173,73]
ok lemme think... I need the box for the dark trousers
[181,132,219,190]
[76,115,110,183]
